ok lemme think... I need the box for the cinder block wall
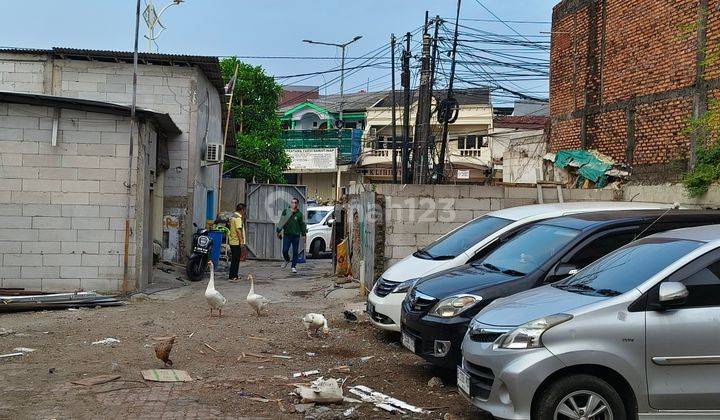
[0,102,145,292]
[365,184,616,270]
[0,52,223,260]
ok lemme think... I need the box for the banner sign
[287,148,338,171]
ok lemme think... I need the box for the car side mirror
[657,282,688,309]
[326,218,335,227]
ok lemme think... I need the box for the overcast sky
[2,0,558,105]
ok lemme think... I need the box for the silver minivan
[458,225,720,420]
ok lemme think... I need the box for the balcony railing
[280,129,360,164]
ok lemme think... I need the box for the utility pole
[436,0,462,184]
[122,0,142,293]
[390,34,398,184]
[427,16,441,182]
[401,32,412,184]
[413,12,433,184]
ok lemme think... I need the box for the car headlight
[498,314,573,349]
[392,278,419,294]
[430,294,482,318]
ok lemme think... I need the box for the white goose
[246,274,269,316]
[205,261,227,317]
[302,313,329,338]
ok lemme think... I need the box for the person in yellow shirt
[228,203,246,281]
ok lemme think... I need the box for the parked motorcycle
[186,224,213,282]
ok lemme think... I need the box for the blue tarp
[554,150,612,187]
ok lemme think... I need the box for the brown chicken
[154,336,176,368]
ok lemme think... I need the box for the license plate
[401,332,415,353]
[457,367,471,395]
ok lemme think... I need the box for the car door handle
[652,355,720,366]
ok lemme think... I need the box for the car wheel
[534,374,626,420]
[310,238,324,258]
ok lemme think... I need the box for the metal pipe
[122,0,142,292]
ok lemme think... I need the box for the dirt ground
[0,259,488,420]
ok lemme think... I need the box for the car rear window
[417,216,513,260]
[553,237,703,297]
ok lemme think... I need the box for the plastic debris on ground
[0,352,24,359]
[91,338,120,346]
[71,374,121,386]
[427,376,444,388]
[348,385,426,414]
[12,347,35,353]
[0,289,122,312]
[292,369,320,378]
[295,377,343,404]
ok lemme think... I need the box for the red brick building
[549,0,719,181]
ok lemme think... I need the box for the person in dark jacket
[276,198,307,274]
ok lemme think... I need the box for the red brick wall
[549,0,720,180]
[633,97,692,165]
[601,0,696,104]
[587,109,626,162]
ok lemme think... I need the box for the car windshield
[553,237,703,297]
[417,216,513,260]
[477,224,581,276]
[307,210,329,225]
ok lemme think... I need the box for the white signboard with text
[457,169,470,179]
[287,148,338,171]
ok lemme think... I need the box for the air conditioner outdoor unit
[205,143,225,163]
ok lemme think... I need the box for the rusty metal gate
[245,184,307,260]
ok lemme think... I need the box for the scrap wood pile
[544,149,631,189]
[0,288,122,312]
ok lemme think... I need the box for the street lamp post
[302,36,362,200]
[302,36,362,131]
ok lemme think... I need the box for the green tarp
[554,150,612,187]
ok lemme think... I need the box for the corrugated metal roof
[494,115,548,130]
[0,90,181,135]
[0,47,224,91]
[373,87,491,108]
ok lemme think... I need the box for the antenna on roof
[633,202,681,240]
[142,0,184,52]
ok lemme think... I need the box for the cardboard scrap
[71,374,121,386]
[141,369,193,382]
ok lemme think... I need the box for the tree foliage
[682,98,720,198]
[220,57,289,183]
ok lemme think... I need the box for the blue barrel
[208,230,223,266]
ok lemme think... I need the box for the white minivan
[306,206,334,258]
[367,201,673,332]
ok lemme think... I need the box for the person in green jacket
[276,198,307,273]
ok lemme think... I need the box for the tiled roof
[493,115,548,130]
